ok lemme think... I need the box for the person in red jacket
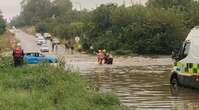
[13,43,24,67]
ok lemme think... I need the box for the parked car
[24,52,58,64]
[36,37,46,45]
[35,36,43,42]
[35,33,42,38]
[44,33,52,39]
[53,38,60,44]
[12,26,16,30]
[40,44,49,52]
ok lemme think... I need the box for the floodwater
[80,64,199,110]
[13,29,199,110]
[61,52,199,110]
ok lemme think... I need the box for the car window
[26,53,31,56]
[31,53,35,56]
[35,53,40,57]
[26,53,34,56]
[39,54,45,57]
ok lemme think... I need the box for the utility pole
[130,0,134,7]
[139,0,141,5]
[74,2,82,10]
[123,0,126,6]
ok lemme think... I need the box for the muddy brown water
[13,30,199,110]
[80,65,199,110]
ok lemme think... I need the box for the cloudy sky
[0,0,147,20]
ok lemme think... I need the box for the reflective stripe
[176,62,199,75]
[177,62,182,67]
[193,64,197,68]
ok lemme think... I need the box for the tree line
[0,11,6,35]
[10,0,199,54]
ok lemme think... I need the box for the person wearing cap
[13,43,24,67]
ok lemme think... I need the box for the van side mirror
[172,51,180,62]
[172,40,190,62]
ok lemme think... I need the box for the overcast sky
[0,0,147,20]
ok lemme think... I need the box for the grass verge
[0,57,128,110]
[21,26,36,35]
[0,31,15,53]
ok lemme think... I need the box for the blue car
[24,52,58,64]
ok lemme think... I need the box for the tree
[146,0,199,28]
[19,0,53,25]
[53,0,72,17]
[91,4,117,31]
[147,0,192,10]
[68,22,84,37]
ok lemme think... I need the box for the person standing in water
[97,50,105,65]
[68,39,75,54]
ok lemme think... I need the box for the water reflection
[81,65,199,110]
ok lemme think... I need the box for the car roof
[38,38,45,40]
[41,44,48,46]
[25,51,41,54]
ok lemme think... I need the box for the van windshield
[184,42,191,56]
[178,41,191,61]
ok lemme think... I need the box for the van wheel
[170,75,178,89]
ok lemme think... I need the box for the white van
[171,26,199,89]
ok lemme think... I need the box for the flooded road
[81,65,199,110]
[13,29,199,110]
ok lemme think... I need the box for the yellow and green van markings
[176,62,199,75]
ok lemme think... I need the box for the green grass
[21,26,36,35]
[0,31,15,53]
[0,57,128,110]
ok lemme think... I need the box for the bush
[0,31,16,53]
[92,93,120,106]
[113,50,132,55]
